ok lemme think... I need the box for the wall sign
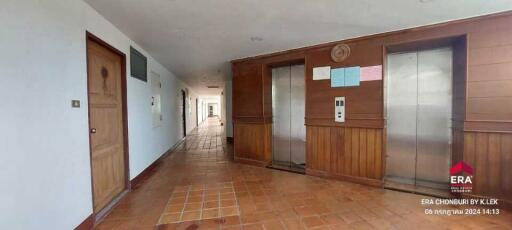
[344,66,360,86]
[361,65,382,81]
[312,66,331,80]
[331,68,345,87]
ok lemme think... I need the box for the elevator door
[385,47,452,190]
[272,64,305,170]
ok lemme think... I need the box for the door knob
[90,128,97,134]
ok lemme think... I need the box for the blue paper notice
[344,66,360,86]
[331,68,345,87]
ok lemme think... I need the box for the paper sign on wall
[331,68,345,87]
[344,66,360,86]
[312,66,331,80]
[361,65,382,81]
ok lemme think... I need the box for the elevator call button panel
[335,97,345,123]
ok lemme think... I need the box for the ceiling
[84,0,512,95]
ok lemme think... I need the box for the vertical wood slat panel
[464,132,512,204]
[374,129,383,179]
[344,128,352,175]
[488,133,501,196]
[367,129,376,179]
[475,133,489,194]
[501,134,512,200]
[359,129,367,177]
[318,128,326,171]
[351,128,360,176]
[306,126,383,181]
[234,123,272,163]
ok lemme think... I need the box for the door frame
[382,35,466,193]
[86,31,130,223]
[182,89,187,137]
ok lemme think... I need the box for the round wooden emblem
[331,44,351,63]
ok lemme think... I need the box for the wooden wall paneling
[463,132,512,205]
[232,61,263,118]
[343,127,352,176]
[234,122,271,165]
[501,134,512,202]
[366,129,376,179]
[359,129,367,178]
[474,133,489,195]
[306,126,331,172]
[322,127,331,172]
[330,127,345,175]
[307,126,383,182]
[374,129,383,180]
[307,127,312,169]
[350,128,360,176]
[488,133,501,196]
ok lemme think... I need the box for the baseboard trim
[74,214,93,230]
[306,169,383,187]
[93,189,129,226]
[234,157,270,167]
[131,138,184,188]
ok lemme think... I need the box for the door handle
[90,128,97,134]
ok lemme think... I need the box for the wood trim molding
[74,214,93,230]
[464,120,512,133]
[234,157,270,167]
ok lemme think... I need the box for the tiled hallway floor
[96,118,512,230]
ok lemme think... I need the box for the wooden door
[87,37,126,213]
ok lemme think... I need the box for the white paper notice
[313,66,331,80]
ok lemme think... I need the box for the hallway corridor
[96,118,512,230]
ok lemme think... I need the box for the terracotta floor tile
[203,209,220,219]
[94,118,511,230]
[221,199,237,207]
[262,220,286,230]
[182,211,201,221]
[301,216,326,229]
[221,206,240,217]
[164,205,184,213]
[159,212,181,224]
[184,202,202,211]
[282,218,306,230]
[294,206,317,217]
[241,223,264,230]
[221,216,241,226]
[205,200,220,209]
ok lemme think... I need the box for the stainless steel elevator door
[290,65,306,166]
[385,48,452,189]
[416,48,452,189]
[386,52,418,185]
[272,64,305,169]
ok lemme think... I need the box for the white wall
[0,0,197,229]
[200,96,221,119]
[224,80,233,137]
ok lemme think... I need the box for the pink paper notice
[360,65,382,81]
